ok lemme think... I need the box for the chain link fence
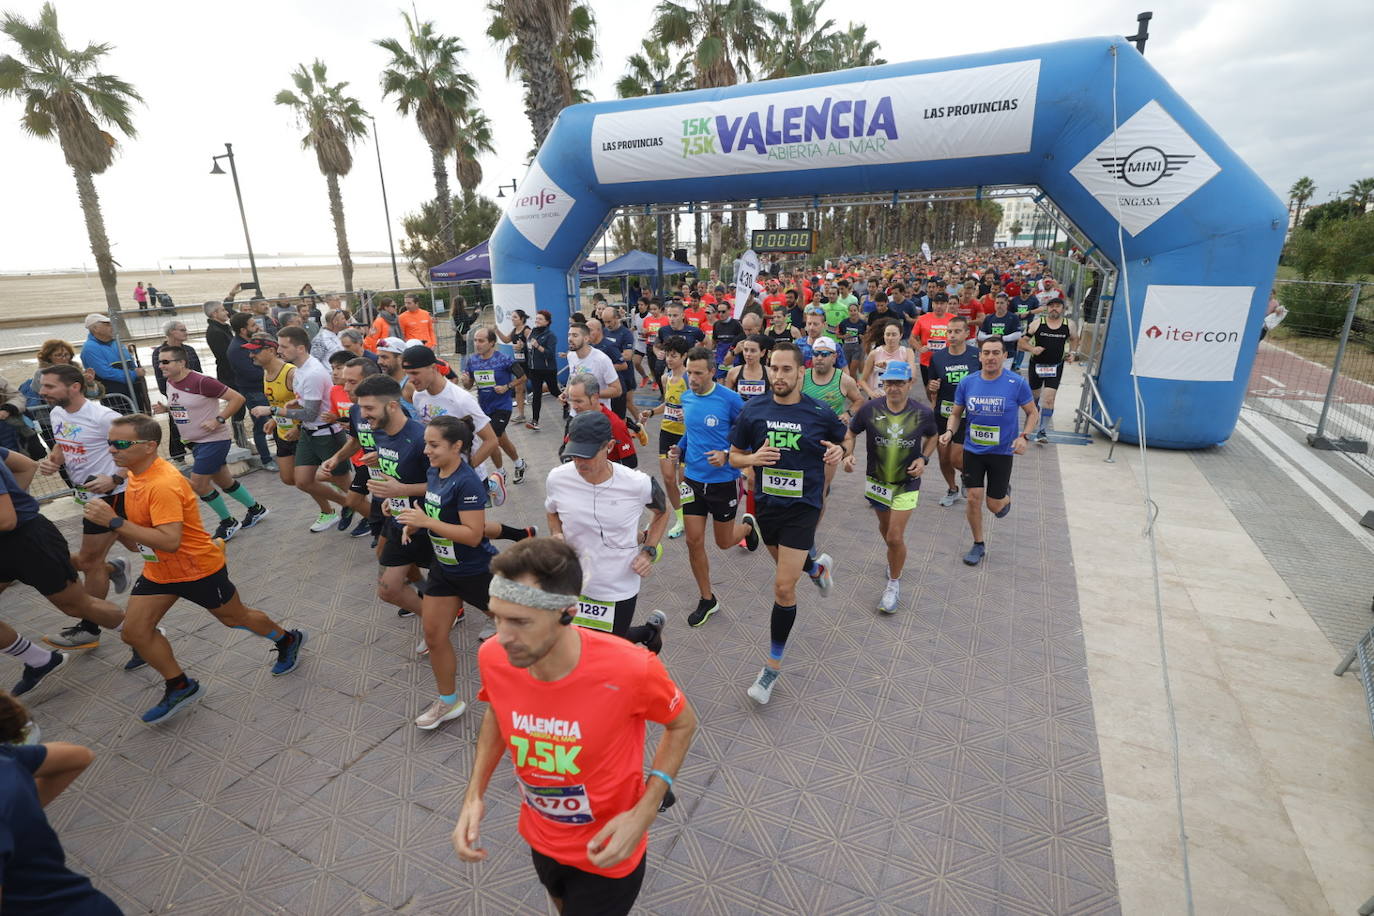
[1244,278,1373,474]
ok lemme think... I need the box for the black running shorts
[679,477,739,523]
[131,564,236,610]
[80,492,125,536]
[530,848,646,916]
[961,451,1013,501]
[378,520,434,568]
[755,501,820,552]
[1028,361,1063,391]
[0,515,80,596]
[423,568,491,610]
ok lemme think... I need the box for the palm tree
[376,13,475,260]
[829,22,885,70]
[275,60,368,293]
[487,1,597,149]
[758,0,837,80]
[651,0,768,272]
[453,105,495,197]
[1346,177,1374,212]
[615,38,692,98]
[0,3,141,320]
[1288,176,1316,226]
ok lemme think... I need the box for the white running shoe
[309,511,339,533]
[748,667,779,705]
[939,488,959,508]
[809,552,834,597]
[878,580,900,615]
[486,471,507,507]
[415,697,467,730]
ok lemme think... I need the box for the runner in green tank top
[799,336,865,517]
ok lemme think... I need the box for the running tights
[527,370,561,423]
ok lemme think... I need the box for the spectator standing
[227,312,274,468]
[398,294,437,349]
[311,308,349,363]
[133,281,148,311]
[203,301,236,386]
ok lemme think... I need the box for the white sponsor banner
[733,250,760,319]
[1133,285,1253,382]
[921,242,933,262]
[491,283,537,337]
[1069,100,1221,236]
[506,162,575,250]
[591,60,1040,185]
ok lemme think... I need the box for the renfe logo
[514,188,559,210]
[1144,324,1240,343]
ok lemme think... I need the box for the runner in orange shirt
[910,292,958,391]
[454,538,696,916]
[82,414,306,724]
[398,294,437,349]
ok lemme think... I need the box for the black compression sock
[499,524,530,542]
[166,674,189,691]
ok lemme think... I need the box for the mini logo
[1096,146,1195,188]
[1069,100,1220,236]
[1145,325,1162,338]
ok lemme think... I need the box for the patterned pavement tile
[6,409,1118,913]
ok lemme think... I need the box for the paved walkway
[8,405,1119,914]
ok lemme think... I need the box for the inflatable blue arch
[489,36,1286,449]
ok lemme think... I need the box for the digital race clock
[749,229,816,253]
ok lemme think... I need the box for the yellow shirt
[263,362,298,434]
[661,372,687,434]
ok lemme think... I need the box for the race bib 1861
[970,424,1000,446]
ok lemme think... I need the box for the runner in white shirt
[544,411,669,651]
[563,322,620,414]
[400,345,506,505]
[35,365,131,650]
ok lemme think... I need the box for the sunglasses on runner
[107,438,154,449]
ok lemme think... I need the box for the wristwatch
[640,544,661,563]
[107,517,125,530]
[215,415,227,424]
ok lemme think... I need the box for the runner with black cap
[728,342,845,705]
[1020,297,1077,443]
[454,537,696,916]
[843,360,939,614]
[402,345,504,506]
[545,411,669,652]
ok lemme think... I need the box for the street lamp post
[653,80,666,298]
[369,116,401,290]
[210,143,262,295]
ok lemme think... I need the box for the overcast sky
[0,0,1367,272]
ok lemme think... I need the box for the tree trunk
[72,166,124,332]
[431,145,456,259]
[325,172,355,293]
[693,210,703,268]
[513,27,567,148]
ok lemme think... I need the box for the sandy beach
[0,262,422,322]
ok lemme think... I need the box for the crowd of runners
[1,246,1079,914]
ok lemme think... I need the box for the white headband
[489,574,577,611]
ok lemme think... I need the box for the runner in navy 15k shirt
[927,315,982,507]
[728,342,845,708]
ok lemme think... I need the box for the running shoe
[526,421,540,431]
[261,460,280,473]
[309,511,339,533]
[477,619,497,642]
[687,596,720,628]
[12,651,66,697]
[271,629,306,676]
[667,515,685,539]
[878,581,901,615]
[42,623,100,652]
[336,507,354,530]
[109,557,130,594]
[141,678,203,724]
[215,517,242,542]
[809,552,834,597]
[642,610,666,654]
[939,488,960,508]
[747,667,779,705]
[415,697,467,730]
[397,607,417,619]
[963,543,986,566]
[487,471,508,508]
[523,525,539,539]
[1035,430,1049,444]
[241,503,270,529]
[125,626,167,671]
[350,516,373,538]
[512,412,527,423]
[512,458,528,485]
[740,513,761,552]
